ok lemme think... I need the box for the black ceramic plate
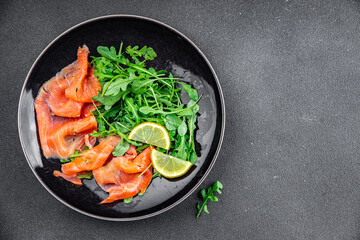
[18,15,225,221]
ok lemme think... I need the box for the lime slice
[151,149,193,178]
[128,122,171,150]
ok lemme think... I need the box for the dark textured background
[2,0,360,239]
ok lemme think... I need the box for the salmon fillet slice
[34,44,101,159]
[93,147,153,204]
[115,147,152,174]
[99,167,152,204]
[65,46,101,102]
[61,135,121,175]
[35,89,97,159]
[43,62,84,118]
[53,171,83,185]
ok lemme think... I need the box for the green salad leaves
[90,43,200,164]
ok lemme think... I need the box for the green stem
[114,63,123,72]
[158,79,173,88]
[150,86,160,110]
[116,122,131,131]
[197,198,209,218]
[136,144,150,152]
[158,95,202,115]
[137,163,152,178]
[152,172,162,179]
[124,116,135,125]
[91,100,116,131]
[144,95,149,106]
[131,65,158,78]
[118,42,123,56]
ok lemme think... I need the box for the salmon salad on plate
[34,43,201,204]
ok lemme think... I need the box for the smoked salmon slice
[93,147,153,204]
[115,147,152,174]
[53,171,83,185]
[44,62,84,118]
[35,89,97,159]
[98,167,152,204]
[53,136,121,185]
[65,46,101,102]
[34,44,101,159]
[93,146,138,187]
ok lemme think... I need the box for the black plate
[18,15,225,221]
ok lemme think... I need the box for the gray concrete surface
[1,0,360,239]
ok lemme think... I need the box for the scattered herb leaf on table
[197,181,223,218]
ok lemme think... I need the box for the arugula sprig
[152,172,162,179]
[77,171,93,180]
[90,44,201,163]
[196,181,223,218]
[59,146,89,163]
[124,197,133,204]
[59,146,94,180]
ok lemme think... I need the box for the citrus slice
[128,122,171,150]
[151,149,193,178]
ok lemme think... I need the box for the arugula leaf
[178,119,187,136]
[152,172,162,179]
[172,135,188,160]
[177,99,200,116]
[114,121,133,133]
[97,46,118,62]
[60,158,71,163]
[170,118,189,160]
[103,77,133,96]
[69,149,81,158]
[196,181,223,218]
[126,46,157,61]
[139,97,201,116]
[178,82,199,101]
[125,97,140,124]
[92,91,127,110]
[112,140,130,156]
[189,151,197,164]
[77,171,93,179]
[90,129,113,138]
[164,114,182,131]
[187,101,199,163]
[131,79,156,94]
[138,106,157,115]
[59,146,89,163]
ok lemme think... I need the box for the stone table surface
[2,0,360,239]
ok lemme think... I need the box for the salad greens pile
[90,43,201,164]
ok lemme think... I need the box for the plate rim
[17,14,226,221]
